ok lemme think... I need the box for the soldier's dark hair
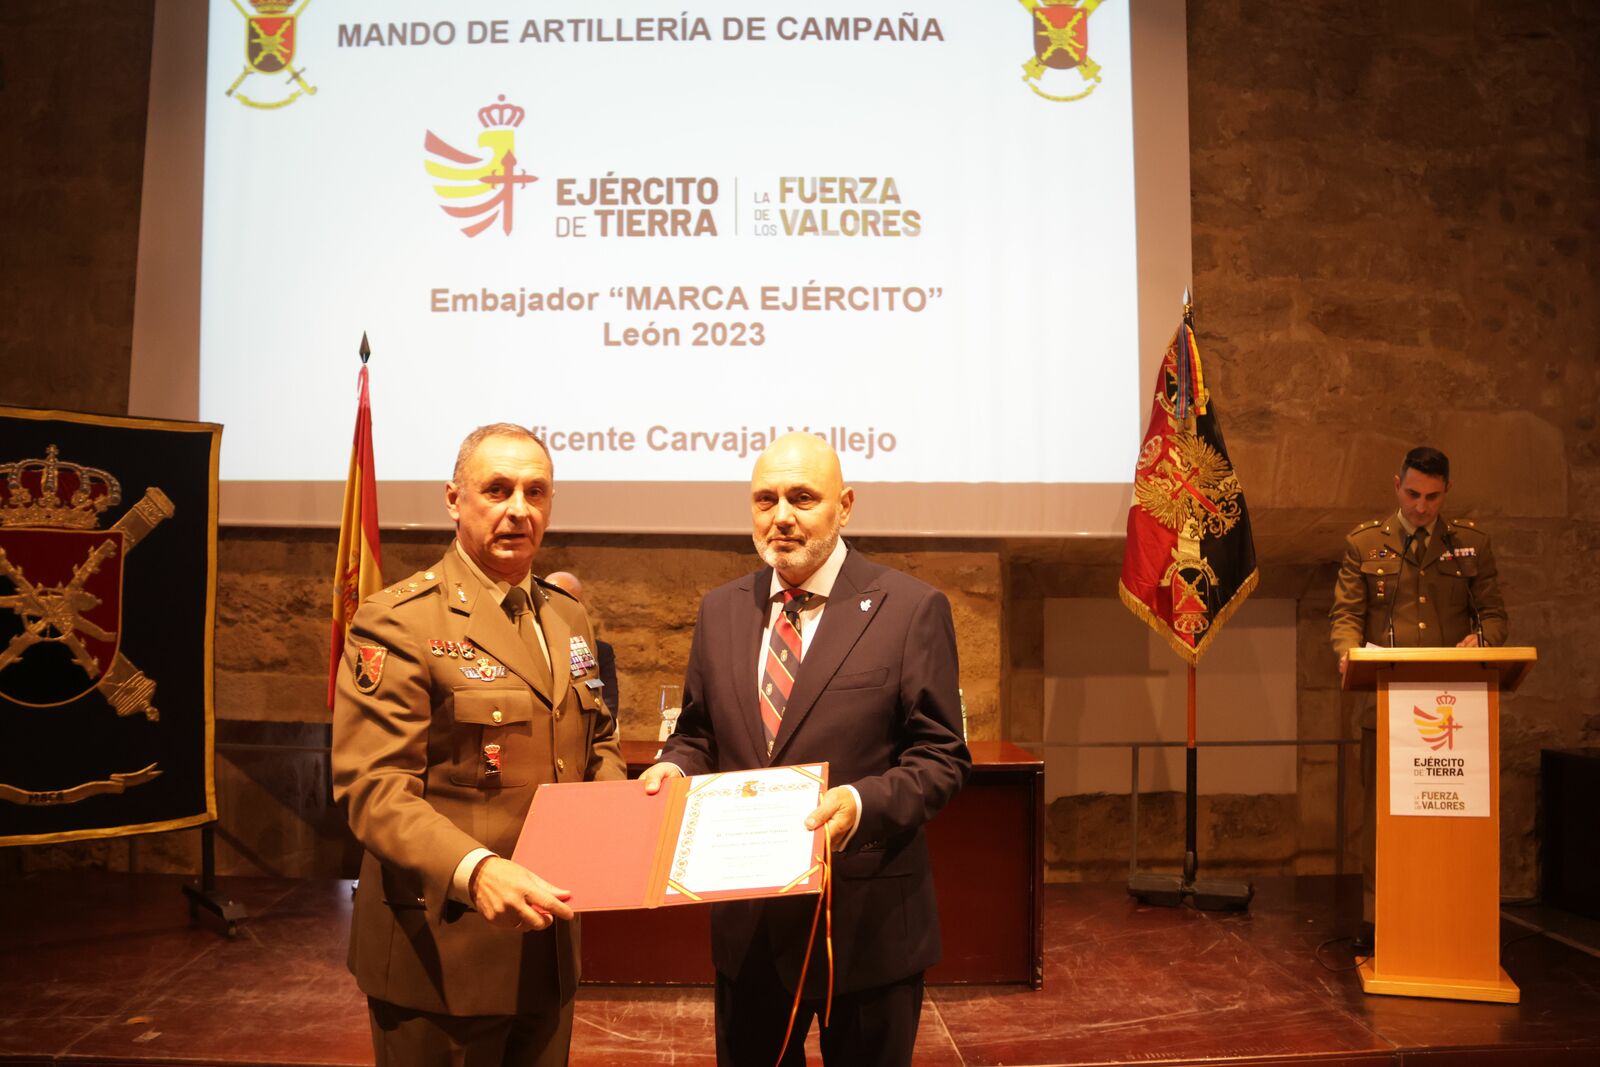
[1399,446,1450,482]
[452,423,552,483]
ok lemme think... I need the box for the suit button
[492,710,503,723]
[556,758,567,773]
[1419,596,1428,604]
[1419,622,1428,630]
[553,708,563,721]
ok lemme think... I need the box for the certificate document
[665,765,827,899]
[512,762,828,912]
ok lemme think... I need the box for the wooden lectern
[1343,646,1537,1003]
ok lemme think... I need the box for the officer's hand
[1455,634,1482,648]
[639,761,683,796]
[1338,651,1349,680]
[469,856,573,932]
[805,786,859,851]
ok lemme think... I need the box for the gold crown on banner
[478,94,526,130]
[1435,693,1458,707]
[0,445,122,529]
[248,0,294,14]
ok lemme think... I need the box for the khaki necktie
[502,586,553,693]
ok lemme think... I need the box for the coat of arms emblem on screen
[1017,0,1106,102]
[224,0,319,110]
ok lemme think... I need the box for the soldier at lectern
[1329,445,1508,948]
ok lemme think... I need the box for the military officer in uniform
[333,423,624,1066]
[1329,445,1508,949]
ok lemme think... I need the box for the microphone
[1439,525,1487,647]
[1385,528,1417,647]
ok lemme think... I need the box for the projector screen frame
[130,0,1191,537]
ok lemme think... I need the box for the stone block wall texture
[5,3,1597,897]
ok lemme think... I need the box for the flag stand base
[183,823,249,938]
[1128,872,1254,912]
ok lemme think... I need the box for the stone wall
[5,2,1597,895]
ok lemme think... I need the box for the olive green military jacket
[332,545,624,1017]
[1330,513,1508,656]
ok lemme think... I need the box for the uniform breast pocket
[451,688,537,788]
[1435,560,1478,605]
[1360,558,1399,599]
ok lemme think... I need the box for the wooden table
[580,740,1043,987]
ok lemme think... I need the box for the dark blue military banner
[0,407,220,845]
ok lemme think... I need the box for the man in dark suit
[333,424,624,1066]
[641,431,971,1066]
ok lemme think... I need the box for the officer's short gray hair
[452,423,552,483]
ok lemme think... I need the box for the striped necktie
[758,589,813,756]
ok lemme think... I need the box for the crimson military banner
[1118,316,1257,664]
[0,407,220,845]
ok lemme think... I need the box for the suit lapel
[771,551,884,763]
[731,573,768,762]
[446,552,556,709]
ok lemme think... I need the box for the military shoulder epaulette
[382,569,443,605]
[535,576,579,603]
[1449,517,1478,529]
[1349,518,1383,535]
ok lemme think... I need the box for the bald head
[544,571,584,603]
[749,432,854,585]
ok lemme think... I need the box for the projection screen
[130,0,1191,535]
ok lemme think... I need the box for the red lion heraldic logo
[425,95,540,237]
[224,0,318,110]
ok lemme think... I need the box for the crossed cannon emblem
[0,487,174,719]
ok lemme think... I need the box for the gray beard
[754,528,837,578]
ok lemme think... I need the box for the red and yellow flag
[328,359,382,706]
[1118,313,1257,664]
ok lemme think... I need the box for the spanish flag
[1118,311,1257,664]
[328,348,382,706]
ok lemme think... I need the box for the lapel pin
[860,598,872,612]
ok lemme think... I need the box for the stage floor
[4,872,1599,1066]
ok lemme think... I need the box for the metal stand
[1128,665,1254,912]
[182,822,248,937]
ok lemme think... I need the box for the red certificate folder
[511,763,829,912]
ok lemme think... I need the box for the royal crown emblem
[0,446,120,529]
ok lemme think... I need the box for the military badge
[483,742,502,775]
[460,661,508,683]
[353,646,387,693]
[568,635,597,676]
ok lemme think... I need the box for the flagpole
[1185,663,1198,885]
[1122,291,1255,911]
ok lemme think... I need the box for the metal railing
[1012,738,1361,878]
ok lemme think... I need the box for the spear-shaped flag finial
[358,331,371,365]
